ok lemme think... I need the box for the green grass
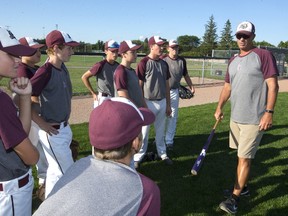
[32,92,288,215]
[0,55,226,95]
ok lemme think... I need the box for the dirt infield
[70,78,288,124]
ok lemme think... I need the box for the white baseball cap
[0,26,36,57]
[169,39,179,47]
[236,21,255,36]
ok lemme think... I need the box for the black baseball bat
[191,119,220,175]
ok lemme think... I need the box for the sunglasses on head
[236,34,250,40]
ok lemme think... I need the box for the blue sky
[1,0,287,46]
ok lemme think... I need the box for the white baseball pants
[0,169,33,216]
[134,98,168,162]
[165,88,180,145]
[38,123,74,198]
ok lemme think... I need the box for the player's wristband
[265,109,274,114]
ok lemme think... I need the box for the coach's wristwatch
[265,109,274,114]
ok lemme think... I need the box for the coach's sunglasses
[236,34,250,40]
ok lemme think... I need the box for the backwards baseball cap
[19,37,45,49]
[169,39,179,48]
[104,40,120,51]
[0,26,36,57]
[148,36,167,46]
[236,21,255,36]
[45,30,80,48]
[118,40,142,54]
[89,97,155,150]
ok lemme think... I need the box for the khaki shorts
[229,120,264,159]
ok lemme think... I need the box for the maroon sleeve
[137,173,160,216]
[254,48,279,79]
[114,65,128,91]
[162,60,171,80]
[180,57,188,76]
[90,60,106,76]
[136,57,149,81]
[30,63,52,96]
[17,63,30,78]
[0,92,27,150]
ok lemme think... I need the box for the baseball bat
[191,119,220,175]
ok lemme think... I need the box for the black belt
[102,93,109,97]
[0,174,29,191]
[52,121,68,130]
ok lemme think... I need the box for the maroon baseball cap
[148,36,167,46]
[45,30,80,48]
[19,37,45,49]
[0,26,36,57]
[118,40,142,54]
[89,97,155,150]
[104,40,120,51]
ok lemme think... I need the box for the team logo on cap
[7,29,16,40]
[239,23,249,30]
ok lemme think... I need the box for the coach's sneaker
[223,185,250,198]
[219,195,239,214]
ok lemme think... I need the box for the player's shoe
[223,185,250,198]
[162,156,173,165]
[219,196,238,214]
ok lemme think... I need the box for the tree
[201,15,218,56]
[177,35,200,52]
[255,41,275,47]
[278,41,288,48]
[218,19,235,50]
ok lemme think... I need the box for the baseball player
[17,37,48,201]
[114,40,145,108]
[0,26,39,216]
[162,40,195,150]
[30,30,79,198]
[133,36,173,168]
[81,40,119,108]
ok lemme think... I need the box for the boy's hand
[10,77,32,96]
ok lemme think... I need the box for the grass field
[32,92,288,215]
[0,54,226,95]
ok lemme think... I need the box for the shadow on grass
[138,123,288,216]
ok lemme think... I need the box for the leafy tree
[201,15,218,56]
[177,35,200,52]
[255,41,275,47]
[218,19,234,50]
[278,41,288,48]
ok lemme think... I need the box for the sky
[1,0,287,47]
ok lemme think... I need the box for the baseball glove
[70,139,80,161]
[179,85,194,99]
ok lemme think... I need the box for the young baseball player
[133,36,173,168]
[33,97,160,216]
[30,30,79,198]
[17,37,48,201]
[0,26,39,216]
[162,40,195,150]
[114,40,145,108]
[81,40,119,108]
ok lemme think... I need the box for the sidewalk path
[70,78,288,124]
